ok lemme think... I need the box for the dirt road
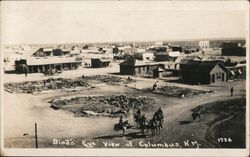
[3,71,246,148]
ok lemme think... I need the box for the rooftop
[26,56,83,66]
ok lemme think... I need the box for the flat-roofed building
[15,56,83,73]
[91,58,112,68]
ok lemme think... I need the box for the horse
[192,111,201,123]
[145,118,161,136]
[134,113,142,128]
[113,120,131,136]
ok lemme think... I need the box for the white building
[155,41,163,46]
[199,40,210,49]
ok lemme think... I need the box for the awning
[230,70,235,75]
[238,69,242,74]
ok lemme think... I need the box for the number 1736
[217,138,232,143]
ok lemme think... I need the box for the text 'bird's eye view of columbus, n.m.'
[1,1,248,150]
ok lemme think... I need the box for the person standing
[230,87,234,96]
[24,67,28,77]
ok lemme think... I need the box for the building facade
[180,60,228,84]
[15,56,83,73]
[120,58,162,77]
[91,58,112,68]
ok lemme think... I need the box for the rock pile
[50,95,155,117]
[4,77,90,94]
[84,75,133,85]
[152,86,209,97]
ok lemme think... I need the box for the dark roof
[181,60,228,73]
[120,58,159,66]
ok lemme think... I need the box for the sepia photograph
[0,1,249,156]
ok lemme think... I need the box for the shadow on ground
[178,120,193,125]
[94,131,155,140]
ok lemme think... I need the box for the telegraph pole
[35,123,38,148]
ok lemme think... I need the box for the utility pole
[35,123,38,148]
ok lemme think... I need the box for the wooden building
[119,58,162,77]
[91,58,112,68]
[221,43,246,56]
[180,60,228,84]
[226,63,246,80]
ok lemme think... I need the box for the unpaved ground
[3,69,246,148]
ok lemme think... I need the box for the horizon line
[4,37,246,46]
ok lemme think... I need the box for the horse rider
[157,107,164,128]
[140,114,147,135]
[137,109,141,116]
[119,116,123,126]
[192,110,201,123]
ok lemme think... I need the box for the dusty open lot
[3,68,246,148]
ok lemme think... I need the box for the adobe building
[15,56,83,73]
[180,60,228,84]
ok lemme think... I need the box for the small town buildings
[170,46,182,52]
[119,58,162,77]
[180,60,228,84]
[134,52,154,61]
[15,56,83,73]
[91,58,112,68]
[33,48,70,57]
[152,67,165,78]
[225,63,246,80]
[221,42,246,56]
[155,41,163,46]
[154,51,180,62]
[199,40,210,49]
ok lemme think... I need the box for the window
[216,73,221,79]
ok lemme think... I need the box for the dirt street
[3,70,246,148]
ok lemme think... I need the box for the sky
[1,1,248,45]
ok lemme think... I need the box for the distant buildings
[33,48,71,57]
[134,52,154,61]
[154,51,180,62]
[199,40,210,49]
[221,42,246,56]
[180,60,228,84]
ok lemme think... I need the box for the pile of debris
[150,86,209,97]
[50,95,155,117]
[4,77,90,94]
[83,75,134,85]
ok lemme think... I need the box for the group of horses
[114,111,164,137]
[134,112,164,136]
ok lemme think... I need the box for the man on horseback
[134,109,142,128]
[136,109,141,115]
[157,107,164,128]
[192,110,201,123]
[118,116,126,136]
[140,114,147,136]
[119,116,123,125]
